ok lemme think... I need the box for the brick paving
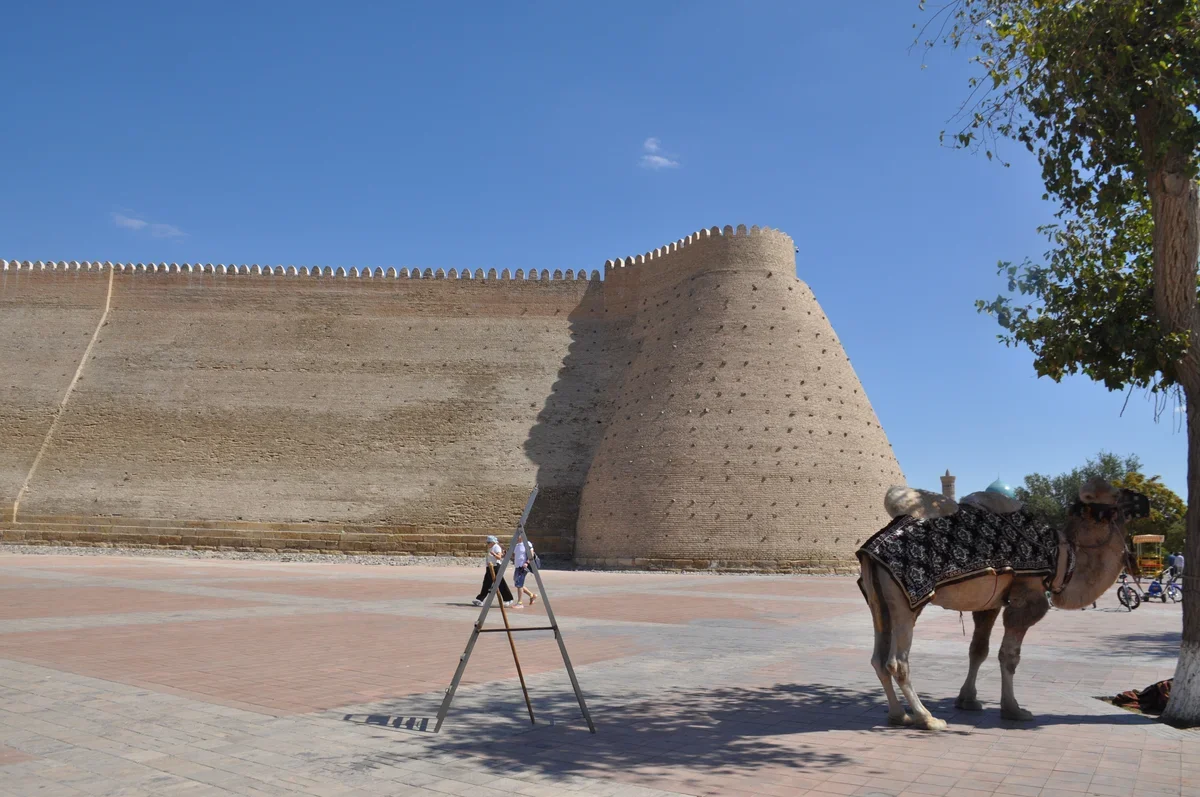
[0,552,1196,796]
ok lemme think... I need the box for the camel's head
[1071,478,1150,524]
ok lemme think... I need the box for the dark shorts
[514,567,528,588]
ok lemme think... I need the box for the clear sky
[2,1,1186,498]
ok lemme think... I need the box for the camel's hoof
[887,713,913,727]
[955,697,984,711]
[914,715,947,731]
[1000,706,1034,721]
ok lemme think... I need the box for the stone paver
[0,552,1196,797]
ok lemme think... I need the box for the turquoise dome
[986,478,1016,499]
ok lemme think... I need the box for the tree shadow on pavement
[339,680,1166,787]
[1095,630,1181,658]
[349,683,885,783]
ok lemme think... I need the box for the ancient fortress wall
[0,226,903,569]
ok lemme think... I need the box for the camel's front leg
[998,596,1047,721]
[956,608,1000,711]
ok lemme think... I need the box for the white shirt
[1176,554,1185,573]
[486,543,502,566]
[514,541,530,568]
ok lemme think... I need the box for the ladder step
[478,626,555,633]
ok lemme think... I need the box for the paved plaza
[0,551,1195,797]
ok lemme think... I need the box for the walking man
[473,534,514,607]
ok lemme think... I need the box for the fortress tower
[575,226,903,569]
[0,225,903,570]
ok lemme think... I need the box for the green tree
[1117,471,1189,554]
[921,0,1200,724]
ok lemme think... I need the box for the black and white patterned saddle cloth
[857,504,1060,609]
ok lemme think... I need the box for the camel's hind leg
[860,561,909,725]
[872,622,910,726]
[955,608,1000,711]
[875,570,945,731]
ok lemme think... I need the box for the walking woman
[473,535,514,607]
[512,538,539,608]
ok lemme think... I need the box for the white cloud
[111,212,186,238]
[148,222,186,239]
[112,213,148,231]
[639,137,679,170]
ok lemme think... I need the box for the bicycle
[1141,568,1184,604]
[1117,573,1141,611]
[1163,571,1184,604]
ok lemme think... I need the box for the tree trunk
[1142,141,1200,723]
[1163,393,1200,726]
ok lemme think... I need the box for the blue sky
[2,1,1186,497]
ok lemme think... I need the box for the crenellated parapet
[600,223,792,273]
[0,259,602,282]
[1,224,791,283]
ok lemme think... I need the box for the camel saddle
[858,504,1072,609]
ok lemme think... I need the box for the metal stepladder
[433,485,595,733]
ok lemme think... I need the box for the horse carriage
[1133,533,1165,575]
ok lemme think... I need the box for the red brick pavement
[0,585,263,619]
[685,578,864,598]
[0,745,35,766]
[226,577,471,600]
[12,561,313,580]
[0,611,639,714]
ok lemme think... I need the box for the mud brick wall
[0,225,903,568]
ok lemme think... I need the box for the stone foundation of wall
[0,512,574,557]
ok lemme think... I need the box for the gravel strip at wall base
[0,543,478,567]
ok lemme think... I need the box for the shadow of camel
[337,681,1164,785]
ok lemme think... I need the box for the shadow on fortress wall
[522,279,622,558]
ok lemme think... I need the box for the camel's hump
[883,486,958,520]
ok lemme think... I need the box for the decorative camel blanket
[857,504,1061,609]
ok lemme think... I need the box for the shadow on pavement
[342,713,436,732]
[350,683,874,781]
[1095,630,1182,658]
[338,681,1165,783]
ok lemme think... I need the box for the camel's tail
[858,554,887,634]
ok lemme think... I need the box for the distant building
[986,478,1017,499]
[940,470,956,501]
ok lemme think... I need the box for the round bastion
[575,225,904,571]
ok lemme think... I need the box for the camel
[858,477,1149,730]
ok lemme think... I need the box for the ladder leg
[526,551,596,733]
[435,592,489,732]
